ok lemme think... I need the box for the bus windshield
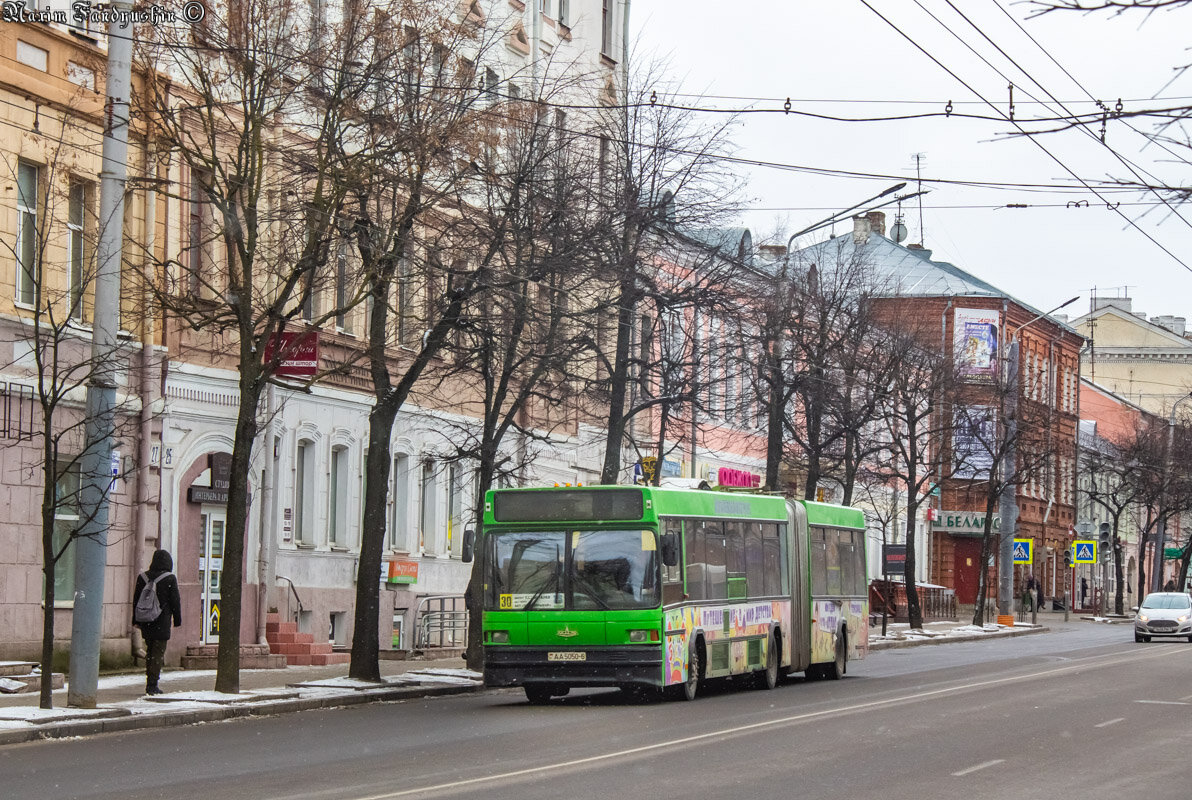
[486,529,660,611]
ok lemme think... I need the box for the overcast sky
[630,1,1192,321]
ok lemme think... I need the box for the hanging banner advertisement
[953,405,996,479]
[954,307,1000,382]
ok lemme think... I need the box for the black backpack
[134,572,167,624]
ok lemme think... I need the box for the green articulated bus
[466,485,868,703]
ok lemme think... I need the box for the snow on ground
[869,620,1037,642]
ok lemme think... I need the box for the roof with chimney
[786,214,1077,333]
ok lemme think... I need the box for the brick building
[796,213,1084,609]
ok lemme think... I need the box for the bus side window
[685,521,706,601]
[663,519,684,605]
[853,530,867,594]
[810,527,828,596]
[762,523,781,596]
[745,522,764,596]
[725,521,745,599]
[702,521,726,601]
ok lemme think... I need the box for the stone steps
[265,613,349,666]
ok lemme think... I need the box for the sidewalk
[0,608,1108,746]
[0,652,479,747]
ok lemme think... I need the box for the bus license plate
[547,651,586,662]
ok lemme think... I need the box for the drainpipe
[256,386,275,645]
[621,0,631,98]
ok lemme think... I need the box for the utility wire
[857,0,1192,275]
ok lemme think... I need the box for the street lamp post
[1152,392,1192,593]
[997,296,1080,618]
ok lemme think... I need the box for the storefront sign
[933,510,1000,535]
[387,560,419,585]
[716,467,761,488]
[883,544,907,576]
[188,452,231,504]
[265,330,319,379]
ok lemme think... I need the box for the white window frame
[17,161,39,306]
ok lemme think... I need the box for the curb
[869,625,1048,651]
[0,681,483,747]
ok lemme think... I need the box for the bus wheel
[525,685,554,704]
[682,641,702,701]
[756,632,779,690]
[823,632,847,680]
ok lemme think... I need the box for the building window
[329,445,347,546]
[16,161,39,306]
[16,40,48,71]
[558,0,569,26]
[420,460,436,553]
[68,180,90,321]
[391,454,410,551]
[295,440,315,544]
[601,0,614,56]
[186,170,206,295]
[335,244,349,331]
[52,459,82,603]
[448,462,464,557]
[397,248,417,347]
[483,67,498,105]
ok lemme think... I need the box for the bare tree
[877,321,960,630]
[2,126,149,707]
[589,65,743,484]
[1082,424,1148,613]
[344,3,525,682]
[139,2,373,691]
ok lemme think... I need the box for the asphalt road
[3,620,1185,800]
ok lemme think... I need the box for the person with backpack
[132,549,182,695]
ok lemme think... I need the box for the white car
[1134,592,1192,642]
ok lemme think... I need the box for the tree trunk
[348,396,400,682]
[214,367,263,694]
[971,491,999,627]
[600,275,637,485]
[39,440,57,709]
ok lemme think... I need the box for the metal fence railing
[414,595,468,649]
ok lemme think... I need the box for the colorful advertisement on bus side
[811,599,869,664]
[663,601,791,685]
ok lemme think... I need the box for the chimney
[1151,315,1186,337]
[1091,294,1132,314]
[867,211,886,237]
[852,214,871,244]
[758,244,787,260]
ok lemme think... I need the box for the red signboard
[717,467,761,488]
[265,331,319,378]
[387,560,419,585]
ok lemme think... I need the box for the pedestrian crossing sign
[1073,540,1097,564]
[1012,539,1033,564]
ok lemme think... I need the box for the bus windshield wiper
[569,570,611,610]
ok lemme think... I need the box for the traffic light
[1099,522,1112,561]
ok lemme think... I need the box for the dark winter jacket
[133,549,182,641]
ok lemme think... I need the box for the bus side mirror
[661,533,679,567]
[461,529,476,563]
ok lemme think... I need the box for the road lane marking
[335,646,1181,800]
[1136,700,1188,705]
[952,760,1004,777]
[1094,717,1124,728]
[1179,693,1192,702]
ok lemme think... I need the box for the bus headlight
[628,629,659,643]
[488,630,510,644]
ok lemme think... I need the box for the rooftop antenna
[911,152,926,244]
[892,196,908,244]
